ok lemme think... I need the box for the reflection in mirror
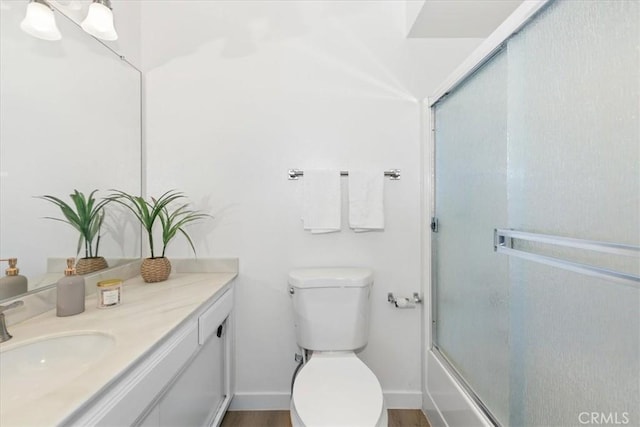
[0,1,141,299]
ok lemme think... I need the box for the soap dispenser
[0,258,28,300]
[56,258,85,317]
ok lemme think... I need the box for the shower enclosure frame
[423,0,640,425]
[421,1,553,425]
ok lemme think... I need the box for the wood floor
[220,409,430,427]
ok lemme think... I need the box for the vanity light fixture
[20,0,62,41]
[81,0,118,41]
[56,0,82,11]
[20,0,118,42]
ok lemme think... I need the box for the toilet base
[290,397,388,427]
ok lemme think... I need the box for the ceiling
[408,0,524,38]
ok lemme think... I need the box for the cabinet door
[157,319,227,427]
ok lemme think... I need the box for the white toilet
[289,267,388,427]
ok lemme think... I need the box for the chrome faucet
[0,300,24,343]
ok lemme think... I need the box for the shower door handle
[493,228,640,288]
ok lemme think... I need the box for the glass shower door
[432,1,639,425]
[505,1,639,425]
[433,50,511,424]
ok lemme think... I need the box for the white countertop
[0,271,237,427]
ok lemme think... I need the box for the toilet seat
[292,352,385,427]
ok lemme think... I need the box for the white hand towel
[302,169,341,234]
[349,170,384,232]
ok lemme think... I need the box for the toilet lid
[292,353,383,427]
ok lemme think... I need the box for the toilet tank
[289,268,373,351]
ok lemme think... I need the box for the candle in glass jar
[96,279,122,308]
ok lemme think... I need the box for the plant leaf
[107,189,210,258]
[38,190,108,258]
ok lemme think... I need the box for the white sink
[0,332,115,405]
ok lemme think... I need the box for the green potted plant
[38,189,110,275]
[108,189,210,283]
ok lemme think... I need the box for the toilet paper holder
[387,292,422,308]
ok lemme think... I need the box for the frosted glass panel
[509,262,639,426]
[507,0,639,425]
[434,51,510,424]
[507,0,640,246]
[432,0,639,425]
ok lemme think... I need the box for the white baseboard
[229,391,423,411]
[384,391,423,409]
[229,392,291,411]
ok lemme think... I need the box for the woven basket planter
[141,257,172,283]
[75,257,108,275]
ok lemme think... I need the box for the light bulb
[81,0,118,41]
[20,0,61,41]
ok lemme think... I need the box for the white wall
[50,0,143,68]
[140,0,481,409]
[406,0,427,36]
[407,0,523,38]
[109,0,142,68]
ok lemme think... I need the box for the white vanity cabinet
[64,286,234,427]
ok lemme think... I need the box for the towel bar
[288,169,400,180]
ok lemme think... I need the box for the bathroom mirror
[0,1,141,298]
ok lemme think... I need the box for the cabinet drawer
[199,288,233,345]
